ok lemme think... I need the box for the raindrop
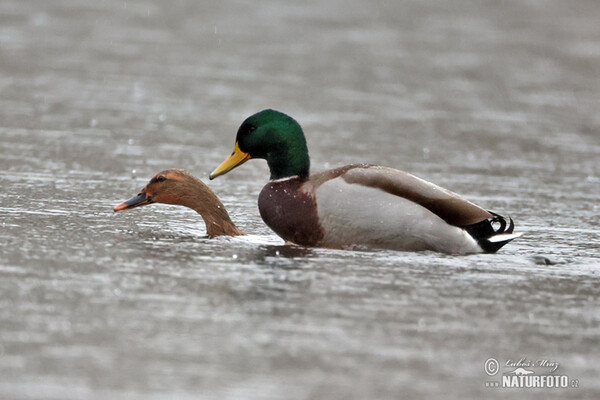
[128,138,134,145]
[232,254,238,260]
[158,114,167,122]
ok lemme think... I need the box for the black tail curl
[462,212,516,253]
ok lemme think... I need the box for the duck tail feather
[462,213,522,253]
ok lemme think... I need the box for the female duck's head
[210,109,310,180]
[113,169,195,211]
[114,169,242,237]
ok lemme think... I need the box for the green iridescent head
[210,109,310,180]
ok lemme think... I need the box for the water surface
[1,0,599,399]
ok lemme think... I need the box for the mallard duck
[209,109,522,254]
[114,169,243,237]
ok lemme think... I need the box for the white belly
[315,178,482,254]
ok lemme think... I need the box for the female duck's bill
[114,169,243,237]
[209,109,522,254]
[113,191,153,211]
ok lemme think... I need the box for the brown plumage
[113,169,243,237]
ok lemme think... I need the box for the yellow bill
[209,142,251,180]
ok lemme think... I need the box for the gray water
[1,0,599,399]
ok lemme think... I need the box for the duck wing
[308,164,520,253]
[336,165,492,226]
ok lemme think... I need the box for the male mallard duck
[209,109,522,254]
[114,169,243,237]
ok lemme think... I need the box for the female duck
[114,169,243,237]
[209,109,521,254]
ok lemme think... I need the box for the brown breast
[258,178,324,246]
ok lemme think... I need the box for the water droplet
[232,254,238,260]
[128,138,134,145]
[90,119,98,127]
[158,114,166,122]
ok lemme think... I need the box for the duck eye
[151,175,167,184]
[247,125,256,133]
